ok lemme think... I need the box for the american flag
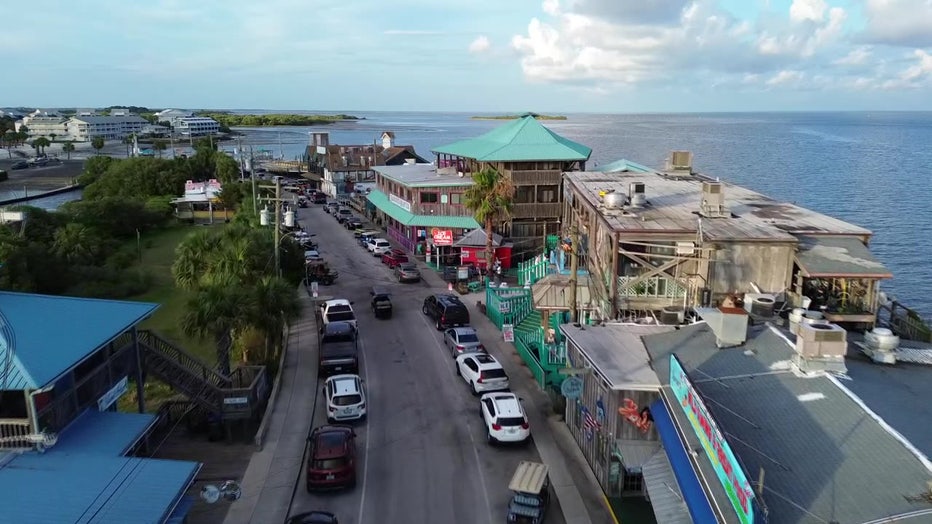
[583,410,600,430]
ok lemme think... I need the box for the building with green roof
[432,114,591,259]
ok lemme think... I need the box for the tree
[62,141,75,160]
[91,136,105,154]
[464,166,514,274]
[49,133,57,143]
[152,139,167,158]
[31,137,51,155]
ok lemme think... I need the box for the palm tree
[91,136,105,154]
[62,141,75,160]
[464,166,514,274]
[250,275,302,364]
[153,139,167,158]
[180,276,250,376]
[49,133,57,143]
[31,137,51,155]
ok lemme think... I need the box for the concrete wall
[710,242,795,295]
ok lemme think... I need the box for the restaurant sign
[389,193,412,212]
[669,354,755,524]
[97,376,129,411]
[432,229,453,246]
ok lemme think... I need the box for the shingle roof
[644,323,932,524]
[432,114,592,162]
[0,292,159,388]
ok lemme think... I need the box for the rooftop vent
[699,181,729,218]
[666,150,693,173]
[744,293,777,317]
[794,322,848,374]
[694,306,748,347]
[629,182,646,207]
[600,190,626,209]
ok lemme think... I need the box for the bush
[68,266,153,299]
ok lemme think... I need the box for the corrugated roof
[795,235,893,278]
[373,164,474,188]
[0,292,159,388]
[366,189,480,229]
[561,323,674,390]
[592,158,653,174]
[566,171,873,241]
[453,228,503,248]
[0,453,199,523]
[643,323,932,524]
[432,115,592,162]
[641,449,692,524]
[48,410,157,456]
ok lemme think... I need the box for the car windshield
[498,416,525,427]
[321,332,355,343]
[312,457,346,470]
[333,394,362,406]
[481,368,507,379]
[458,333,479,343]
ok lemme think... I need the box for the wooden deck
[151,418,259,524]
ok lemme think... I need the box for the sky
[2,0,931,113]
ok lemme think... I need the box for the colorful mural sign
[669,355,755,524]
[618,398,652,433]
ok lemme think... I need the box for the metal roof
[0,453,199,523]
[641,448,693,524]
[795,235,892,278]
[643,323,932,524]
[432,115,592,162]
[366,189,480,229]
[373,164,474,188]
[561,323,674,390]
[69,115,147,124]
[47,410,157,456]
[565,170,872,241]
[0,292,159,389]
[592,158,653,174]
[453,228,503,248]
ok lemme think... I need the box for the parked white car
[371,239,391,256]
[479,392,530,445]
[318,299,357,331]
[324,374,367,423]
[454,353,509,394]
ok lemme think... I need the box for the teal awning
[367,190,480,229]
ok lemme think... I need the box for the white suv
[323,374,367,423]
[454,353,509,395]
[371,239,391,256]
[479,392,530,445]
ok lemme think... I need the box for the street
[285,202,565,524]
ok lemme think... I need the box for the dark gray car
[394,262,421,282]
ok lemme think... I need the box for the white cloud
[901,49,932,82]
[767,70,804,86]
[861,0,932,47]
[542,0,560,16]
[469,35,492,54]
[789,0,827,23]
[834,46,872,66]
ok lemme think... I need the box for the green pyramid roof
[432,114,592,162]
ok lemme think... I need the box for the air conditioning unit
[667,150,693,172]
[675,242,695,255]
[795,323,847,358]
[700,181,728,218]
[629,182,646,207]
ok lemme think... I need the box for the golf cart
[370,286,393,319]
[507,461,550,523]
[306,260,339,285]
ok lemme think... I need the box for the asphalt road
[285,201,565,524]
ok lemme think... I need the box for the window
[450,193,462,204]
[515,186,535,203]
[537,185,559,203]
[622,472,643,492]
[420,192,439,203]
[481,368,507,379]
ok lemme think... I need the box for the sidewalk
[223,290,318,524]
[418,267,612,524]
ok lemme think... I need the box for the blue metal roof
[0,452,199,523]
[0,291,159,389]
[48,410,157,456]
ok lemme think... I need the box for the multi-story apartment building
[67,115,148,142]
[18,110,68,138]
[171,116,220,137]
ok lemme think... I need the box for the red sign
[619,398,652,433]
[432,229,453,246]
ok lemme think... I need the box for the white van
[324,374,367,422]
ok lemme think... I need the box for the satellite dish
[200,480,242,504]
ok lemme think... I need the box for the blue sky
[2,0,931,112]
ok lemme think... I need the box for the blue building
[0,291,201,523]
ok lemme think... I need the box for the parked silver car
[394,262,421,283]
[444,327,485,358]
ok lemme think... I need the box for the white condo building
[172,116,220,137]
[154,109,193,123]
[67,115,148,141]
[20,111,69,137]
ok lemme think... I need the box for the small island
[471,113,567,121]
[197,112,362,127]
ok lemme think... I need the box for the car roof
[398,262,417,268]
[325,299,351,307]
[374,238,389,243]
[450,326,477,335]
[328,375,361,395]
[484,392,523,416]
[469,353,501,367]
[323,321,355,335]
[287,511,336,524]
[435,293,463,303]
[311,426,353,458]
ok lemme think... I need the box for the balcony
[511,203,562,219]
[617,275,686,299]
[510,170,562,185]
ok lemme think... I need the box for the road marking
[418,312,494,524]
[356,330,371,524]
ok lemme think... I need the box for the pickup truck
[318,321,359,378]
[317,299,357,331]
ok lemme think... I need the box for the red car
[306,425,357,491]
[381,250,409,268]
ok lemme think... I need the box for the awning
[795,235,892,279]
[642,449,693,524]
[367,189,480,229]
[650,398,718,524]
[613,439,660,474]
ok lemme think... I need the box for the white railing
[0,419,34,450]
[617,275,686,299]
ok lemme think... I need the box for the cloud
[861,0,932,47]
[767,70,804,86]
[469,35,492,54]
[789,0,827,23]
[834,46,872,66]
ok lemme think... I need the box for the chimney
[694,307,748,347]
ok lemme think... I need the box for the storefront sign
[669,355,755,524]
[97,376,128,411]
[432,229,453,246]
[389,193,411,212]
[561,376,584,399]
[502,324,515,342]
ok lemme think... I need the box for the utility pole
[257,177,288,277]
[250,146,258,216]
[569,224,580,324]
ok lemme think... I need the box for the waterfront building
[561,154,891,325]
[365,163,480,254]
[67,115,148,141]
[18,110,68,138]
[432,114,591,261]
[154,109,193,123]
[308,131,428,197]
[0,292,201,523]
[171,116,220,137]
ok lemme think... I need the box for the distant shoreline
[198,112,364,127]
[471,114,567,121]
